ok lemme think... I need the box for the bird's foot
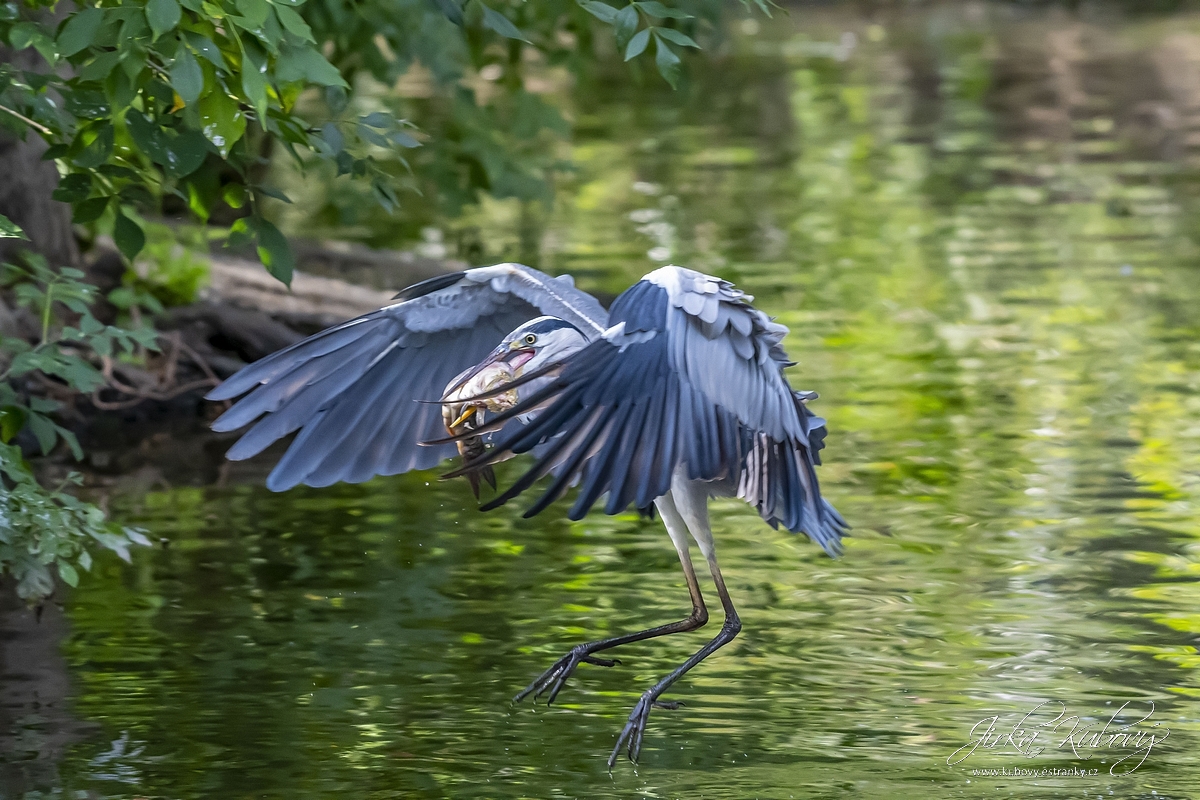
[608,691,683,768]
[513,643,621,705]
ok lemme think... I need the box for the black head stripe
[523,317,581,337]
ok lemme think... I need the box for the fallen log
[202,254,398,332]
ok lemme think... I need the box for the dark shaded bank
[5,241,460,491]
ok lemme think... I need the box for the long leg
[609,477,741,767]
[514,491,709,705]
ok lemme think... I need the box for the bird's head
[482,316,588,376]
[443,316,588,410]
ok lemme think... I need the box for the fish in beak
[440,345,529,497]
[446,342,536,400]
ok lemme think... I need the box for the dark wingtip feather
[478,493,512,512]
[391,271,466,301]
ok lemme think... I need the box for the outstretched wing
[448,265,846,555]
[207,264,608,491]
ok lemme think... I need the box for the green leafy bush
[1,221,159,603]
[0,0,734,277]
[0,443,149,602]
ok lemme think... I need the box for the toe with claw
[513,644,621,705]
[608,692,682,768]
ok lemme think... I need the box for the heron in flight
[207,263,846,766]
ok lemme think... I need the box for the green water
[11,5,1200,798]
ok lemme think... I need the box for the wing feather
[209,264,608,490]
[453,266,846,555]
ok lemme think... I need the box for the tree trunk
[0,9,81,269]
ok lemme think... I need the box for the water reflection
[11,4,1200,798]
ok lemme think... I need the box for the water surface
[8,5,1200,798]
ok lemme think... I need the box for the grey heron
[207,263,846,766]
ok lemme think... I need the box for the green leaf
[126,528,153,547]
[197,91,246,157]
[390,130,420,148]
[372,179,399,212]
[79,50,121,82]
[118,12,149,48]
[227,216,256,249]
[107,68,137,110]
[624,27,649,60]
[359,111,393,128]
[79,314,104,335]
[747,0,773,17]
[275,43,348,87]
[126,110,171,162]
[581,1,619,23]
[56,426,83,460]
[113,210,146,260]
[241,42,269,122]
[654,35,681,88]
[480,3,528,42]
[166,130,209,177]
[254,218,294,285]
[27,396,59,414]
[57,561,79,588]
[10,22,56,63]
[222,184,246,208]
[58,7,104,57]
[146,0,182,40]
[255,8,285,53]
[0,214,26,240]
[433,0,465,25]
[653,26,698,48]
[235,0,270,27]
[53,174,93,204]
[319,121,343,153]
[253,185,291,203]
[9,21,39,49]
[357,122,390,148]
[636,1,691,19]
[73,124,114,168]
[170,46,204,103]
[66,89,110,119]
[0,405,27,442]
[25,412,57,455]
[273,4,313,41]
[613,3,638,49]
[72,196,110,224]
[183,31,226,68]
[79,549,93,572]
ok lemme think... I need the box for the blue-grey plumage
[446,265,846,556]
[207,262,845,768]
[440,316,591,498]
[207,264,607,491]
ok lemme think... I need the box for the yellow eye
[524,334,537,345]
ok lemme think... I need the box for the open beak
[502,346,536,368]
[443,344,536,397]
